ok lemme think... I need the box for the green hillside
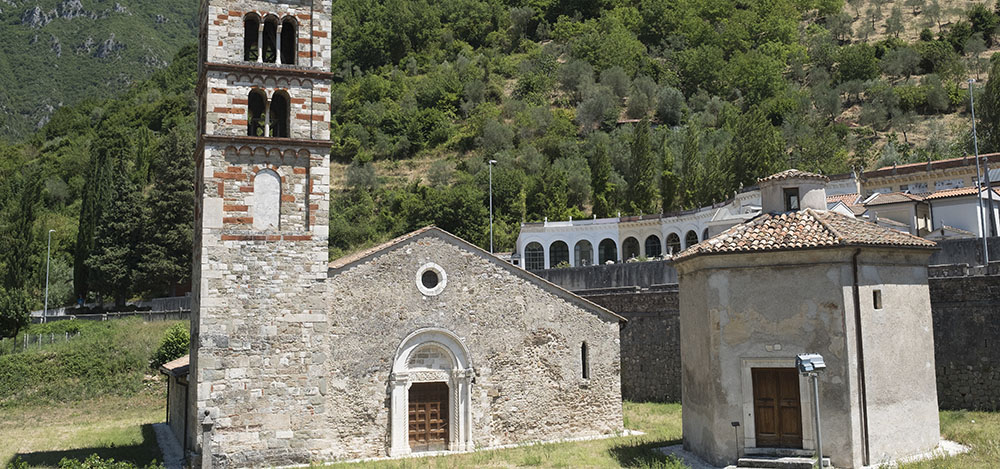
[0,0,197,139]
[6,0,1000,316]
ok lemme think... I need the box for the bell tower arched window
[280,17,297,65]
[247,89,267,137]
[269,91,290,138]
[262,16,278,63]
[244,14,260,62]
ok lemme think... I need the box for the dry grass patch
[0,391,165,467]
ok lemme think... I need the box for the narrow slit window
[262,17,278,63]
[269,92,290,138]
[873,289,883,310]
[247,90,267,137]
[581,342,589,380]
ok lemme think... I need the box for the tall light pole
[43,229,55,324]
[970,79,990,265]
[488,160,497,254]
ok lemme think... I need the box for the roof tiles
[675,209,935,260]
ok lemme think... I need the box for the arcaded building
[180,1,624,467]
[675,170,940,468]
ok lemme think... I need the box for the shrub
[150,323,189,369]
[836,44,880,83]
[57,455,163,469]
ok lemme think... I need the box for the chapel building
[674,170,941,468]
[180,1,624,467]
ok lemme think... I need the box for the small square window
[873,289,883,310]
[784,188,800,212]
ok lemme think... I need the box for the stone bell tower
[189,0,333,466]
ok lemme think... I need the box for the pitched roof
[328,226,626,323]
[675,209,935,261]
[864,191,924,206]
[159,354,189,377]
[758,169,829,183]
[923,186,1000,200]
[827,193,860,206]
[864,153,1000,179]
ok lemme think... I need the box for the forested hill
[0,0,197,139]
[7,0,1000,314]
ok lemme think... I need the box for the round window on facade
[416,263,447,296]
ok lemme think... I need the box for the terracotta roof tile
[826,193,860,206]
[758,169,830,183]
[924,186,1000,200]
[675,209,935,260]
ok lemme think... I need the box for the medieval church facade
[180,1,624,467]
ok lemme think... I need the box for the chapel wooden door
[752,368,803,448]
[408,382,449,451]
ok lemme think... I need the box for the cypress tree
[137,124,194,297]
[588,132,613,218]
[625,118,658,214]
[86,155,143,308]
[74,129,122,301]
[980,59,1000,153]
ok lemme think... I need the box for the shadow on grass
[608,437,684,468]
[11,424,163,467]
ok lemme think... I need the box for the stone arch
[574,240,593,267]
[644,235,662,258]
[389,328,473,457]
[598,238,618,264]
[684,230,699,249]
[666,232,681,255]
[549,240,569,268]
[243,13,261,61]
[524,242,544,271]
[269,90,290,138]
[252,169,281,231]
[280,16,297,65]
[247,89,267,137]
[622,237,640,260]
[262,15,279,63]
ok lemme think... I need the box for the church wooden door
[752,368,803,448]
[408,382,449,451]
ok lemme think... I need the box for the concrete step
[736,456,820,469]
[743,448,815,457]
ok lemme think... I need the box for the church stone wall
[325,236,624,460]
[580,287,681,402]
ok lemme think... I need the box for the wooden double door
[408,382,449,451]
[752,368,803,449]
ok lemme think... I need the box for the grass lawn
[1,394,999,468]
[0,390,166,467]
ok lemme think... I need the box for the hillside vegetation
[8,0,1000,313]
[0,0,197,139]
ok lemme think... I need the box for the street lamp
[970,79,990,265]
[488,159,498,254]
[797,353,827,468]
[43,229,55,324]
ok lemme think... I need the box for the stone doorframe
[740,357,816,451]
[389,328,474,457]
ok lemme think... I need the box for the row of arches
[247,89,290,138]
[523,229,708,270]
[244,14,297,65]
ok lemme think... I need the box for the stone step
[743,448,815,457]
[736,456,819,469]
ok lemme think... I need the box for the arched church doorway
[389,328,473,457]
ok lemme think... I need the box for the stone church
[675,170,940,468]
[168,1,625,467]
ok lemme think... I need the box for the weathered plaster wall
[855,251,940,464]
[325,236,623,460]
[677,250,860,468]
[580,286,681,402]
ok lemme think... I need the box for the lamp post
[970,79,990,265]
[488,159,497,254]
[43,229,55,324]
[797,353,827,469]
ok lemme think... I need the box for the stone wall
[579,286,681,402]
[929,269,1000,410]
[928,236,1000,266]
